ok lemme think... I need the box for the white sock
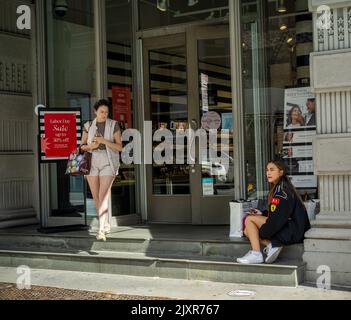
[252,251,262,256]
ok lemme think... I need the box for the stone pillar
[303,0,351,288]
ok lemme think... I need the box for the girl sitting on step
[237,160,311,264]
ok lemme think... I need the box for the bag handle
[302,192,315,202]
[79,121,93,151]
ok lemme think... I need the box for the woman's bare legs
[86,176,100,216]
[97,176,115,233]
[244,215,270,252]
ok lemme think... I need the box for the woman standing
[80,99,123,241]
[237,160,311,264]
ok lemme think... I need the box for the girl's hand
[89,142,100,151]
[93,136,105,145]
[248,209,263,216]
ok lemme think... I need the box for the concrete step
[0,249,306,287]
[0,232,304,261]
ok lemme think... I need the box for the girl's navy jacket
[259,184,311,248]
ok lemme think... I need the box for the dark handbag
[66,147,92,176]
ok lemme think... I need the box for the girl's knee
[245,215,254,224]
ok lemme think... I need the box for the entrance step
[0,232,304,261]
[0,249,305,287]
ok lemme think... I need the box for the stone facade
[303,0,351,288]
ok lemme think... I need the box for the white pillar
[303,0,351,288]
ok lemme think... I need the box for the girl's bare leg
[260,239,271,246]
[244,216,269,252]
[97,176,115,233]
[86,176,100,220]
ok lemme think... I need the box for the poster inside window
[282,87,317,190]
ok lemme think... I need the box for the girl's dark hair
[93,99,110,111]
[267,160,305,206]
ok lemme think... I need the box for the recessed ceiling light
[277,0,287,13]
[188,0,199,6]
[280,24,288,31]
[157,0,168,12]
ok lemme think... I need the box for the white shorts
[88,150,114,177]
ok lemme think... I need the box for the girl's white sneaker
[265,246,283,264]
[237,251,264,264]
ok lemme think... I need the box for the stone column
[303,0,351,288]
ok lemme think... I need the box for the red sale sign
[112,86,132,129]
[39,110,80,162]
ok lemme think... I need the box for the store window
[46,0,96,219]
[138,0,229,30]
[241,0,317,200]
[105,0,136,216]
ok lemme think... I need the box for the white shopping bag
[304,200,319,221]
[229,200,258,238]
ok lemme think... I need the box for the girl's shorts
[88,150,114,177]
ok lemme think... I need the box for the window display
[241,0,317,200]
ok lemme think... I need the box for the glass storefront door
[45,0,96,227]
[144,33,192,223]
[190,26,233,225]
[143,25,233,224]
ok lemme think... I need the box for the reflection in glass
[106,0,136,216]
[198,38,234,196]
[139,0,229,30]
[149,46,190,195]
[241,0,316,199]
[46,0,95,219]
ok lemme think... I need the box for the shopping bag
[229,200,258,238]
[304,200,318,221]
[65,148,92,176]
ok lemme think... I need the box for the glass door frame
[143,33,192,224]
[142,24,237,225]
[34,0,113,228]
[187,25,232,224]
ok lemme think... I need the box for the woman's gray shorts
[88,150,114,177]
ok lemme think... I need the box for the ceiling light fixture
[277,0,287,13]
[188,0,199,6]
[279,23,288,31]
[157,0,169,12]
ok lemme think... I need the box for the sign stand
[36,107,89,234]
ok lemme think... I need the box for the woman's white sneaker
[265,246,283,264]
[237,251,264,264]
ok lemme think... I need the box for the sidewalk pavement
[0,267,350,300]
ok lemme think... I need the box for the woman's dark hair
[267,160,305,207]
[93,99,110,111]
[287,105,305,126]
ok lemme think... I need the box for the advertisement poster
[283,159,314,174]
[202,178,214,196]
[284,87,316,130]
[289,175,318,189]
[221,113,233,130]
[39,109,81,162]
[282,87,317,190]
[201,73,209,112]
[112,86,132,129]
[282,145,313,159]
[283,130,316,144]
